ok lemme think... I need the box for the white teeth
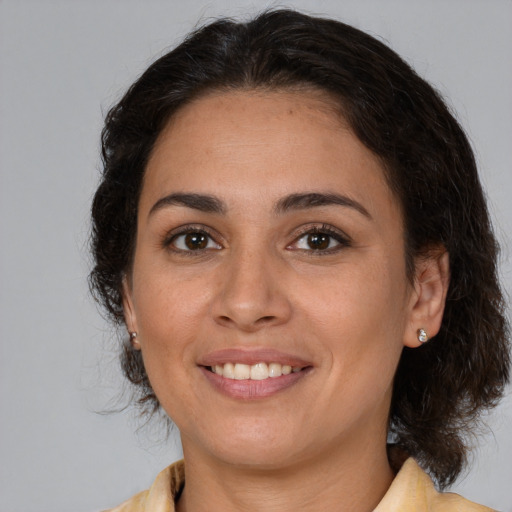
[210,362,304,380]
[282,365,292,375]
[250,362,269,380]
[223,363,235,379]
[234,363,250,380]
[268,363,281,378]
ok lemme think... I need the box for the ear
[122,275,141,350]
[404,249,450,348]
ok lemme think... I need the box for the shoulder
[103,457,494,512]
[374,458,496,512]
[103,460,185,512]
[104,489,149,512]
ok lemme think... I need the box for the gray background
[0,1,511,511]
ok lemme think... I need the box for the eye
[168,229,222,252]
[289,225,351,253]
[295,232,340,251]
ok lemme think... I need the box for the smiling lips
[200,349,312,399]
[210,362,302,380]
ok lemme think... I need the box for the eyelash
[289,224,352,254]
[163,223,351,255]
[163,225,221,255]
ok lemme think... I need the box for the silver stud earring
[417,328,429,343]
[129,331,140,347]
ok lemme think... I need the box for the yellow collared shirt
[105,458,495,512]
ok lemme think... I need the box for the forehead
[141,89,398,222]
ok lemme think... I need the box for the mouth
[198,349,313,399]
[207,362,304,380]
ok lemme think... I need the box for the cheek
[297,258,408,380]
[298,256,408,333]
[133,280,205,420]
[130,268,210,384]
[133,258,210,329]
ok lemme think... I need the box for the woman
[90,9,510,511]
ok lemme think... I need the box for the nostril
[258,315,276,323]
[215,314,278,329]
[253,315,278,327]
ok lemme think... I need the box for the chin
[186,419,306,469]
[213,443,300,470]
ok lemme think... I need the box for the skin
[123,89,449,512]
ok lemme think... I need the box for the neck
[176,435,394,512]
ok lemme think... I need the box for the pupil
[185,232,207,250]
[307,233,329,250]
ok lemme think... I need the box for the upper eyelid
[162,224,223,247]
[284,225,352,256]
[291,223,352,242]
[161,222,351,248]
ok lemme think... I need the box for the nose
[211,246,292,332]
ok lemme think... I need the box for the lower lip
[200,367,311,400]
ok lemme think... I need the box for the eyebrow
[149,193,226,216]
[275,192,371,218]
[148,191,371,219]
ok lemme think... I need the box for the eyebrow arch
[275,192,371,218]
[149,193,226,217]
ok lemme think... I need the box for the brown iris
[307,233,330,250]
[184,232,208,250]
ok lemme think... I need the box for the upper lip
[198,348,312,368]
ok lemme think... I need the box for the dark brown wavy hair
[89,9,510,488]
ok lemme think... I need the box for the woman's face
[124,90,422,468]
